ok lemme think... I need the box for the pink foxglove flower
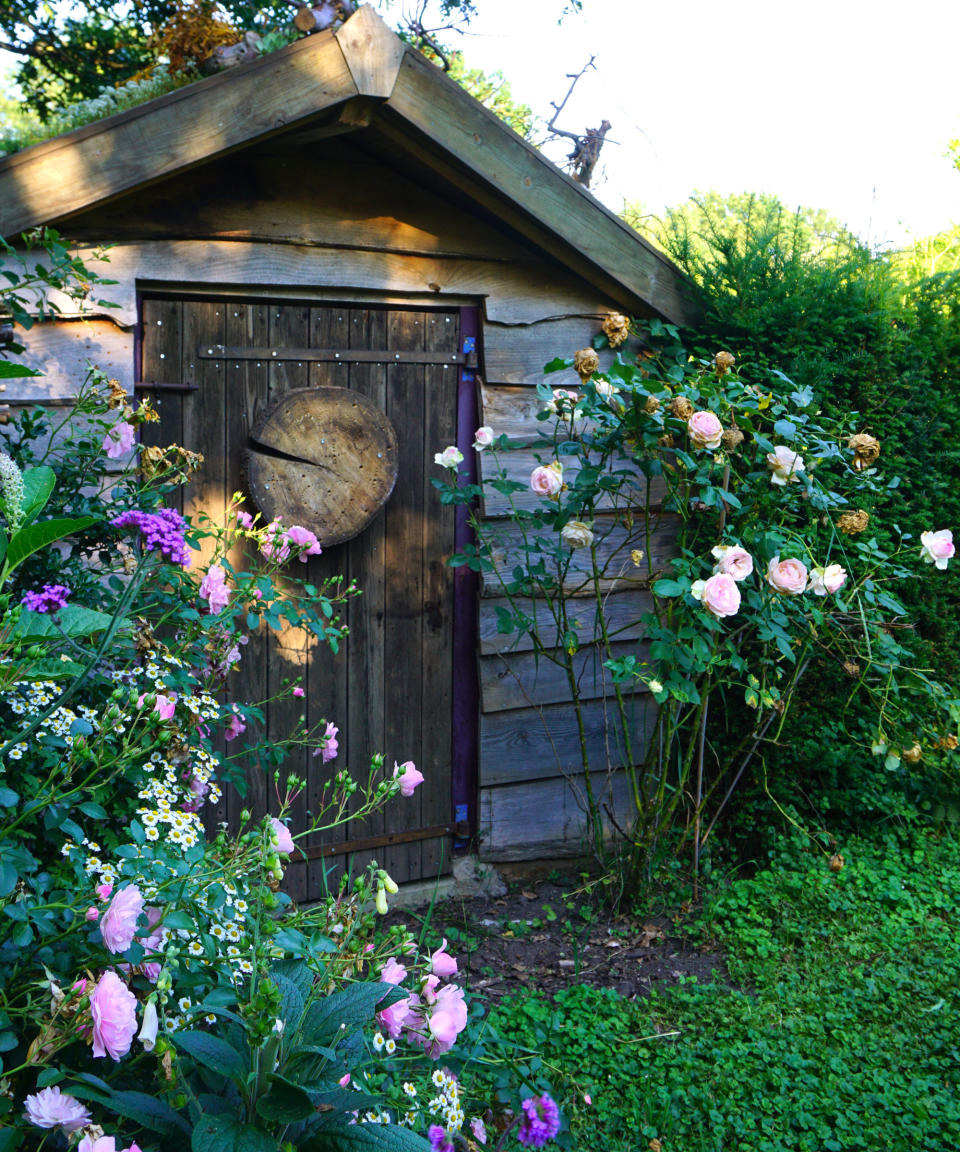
[90,970,138,1060]
[394,760,424,797]
[808,563,847,596]
[712,544,754,582]
[102,420,136,459]
[23,1086,90,1132]
[472,426,494,451]
[766,556,808,595]
[269,817,295,856]
[920,529,955,570]
[529,462,563,497]
[687,410,723,450]
[100,885,144,955]
[199,564,230,614]
[429,938,458,978]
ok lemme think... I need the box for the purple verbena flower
[21,584,71,613]
[112,508,191,567]
[516,1095,561,1148]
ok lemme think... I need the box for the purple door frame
[451,306,481,845]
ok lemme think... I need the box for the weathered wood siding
[6,127,661,867]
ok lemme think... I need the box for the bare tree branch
[544,56,612,187]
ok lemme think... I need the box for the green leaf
[0,360,39,379]
[191,1116,280,1152]
[256,1074,315,1123]
[773,419,797,440]
[6,517,96,570]
[172,1031,246,1085]
[13,603,114,640]
[68,1084,190,1137]
[302,1124,430,1151]
[300,983,395,1049]
[0,1128,24,1151]
[0,788,18,808]
[652,578,684,597]
[0,864,18,899]
[19,466,56,523]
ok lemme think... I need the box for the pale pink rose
[269,817,295,856]
[700,572,741,618]
[766,556,808,595]
[286,525,322,561]
[546,388,580,416]
[429,939,458,978]
[530,462,563,497]
[766,445,805,486]
[292,686,305,698]
[380,957,407,985]
[473,426,494,451]
[920,529,955,570]
[85,905,99,922]
[23,1086,91,1132]
[100,885,144,955]
[155,693,176,721]
[199,564,230,614]
[808,563,847,596]
[224,710,246,742]
[434,446,464,470]
[312,721,339,762]
[712,544,754,582]
[102,420,135,460]
[90,970,138,1059]
[687,410,723,450]
[394,760,424,797]
[95,883,113,902]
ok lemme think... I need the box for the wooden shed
[0,6,697,896]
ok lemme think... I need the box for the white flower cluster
[0,453,24,530]
[2,679,96,761]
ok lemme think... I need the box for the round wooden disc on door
[244,386,399,547]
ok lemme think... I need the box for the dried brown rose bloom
[848,432,880,471]
[658,433,675,448]
[842,660,861,678]
[106,378,127,409]
[829,853,845,873]
[721,427,744,451]
[668,396,695,421]
[714,350,736,374]
[837,509,870,535]
[643,394,661,414]
[903,743,923,764]
[937,734,959,751]
[573,347,600,380]
[601,312,631,347]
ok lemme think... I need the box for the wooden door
[140,296,462,897]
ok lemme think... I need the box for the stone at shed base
[453,855,507,899]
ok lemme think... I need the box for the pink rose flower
[260,519,292,563]
[286,525,322,561]
[766,556,808,595]
[380,957,407,985]
[711,544,754,582]
[697,572,741,618]
[687,410,723,450]
[95,883,113,902]
[429,938,458,978]
[156,693,176,721]
[102,419,136,459]
[434,446,464,470]
[224,710,246,742]
[920,529,955,570]
[530,462,563,497]
[472,426,494,451]
[23,1086,91,1132]
[269,817,295,856]
[312,721,339,762]
[100,885,144,955]
[85,905,100,922]
[766,445,805,486]
[293,686,305,698]
[90,970,138,1060]
[236,509,254,529]
[199,564,230,614]
[394,760,424,797]
[808,563,847,596]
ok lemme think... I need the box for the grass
[479,823,960,1151]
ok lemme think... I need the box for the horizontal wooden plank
[11,319,133,400]
[479,640,647,712]
[480,513,679,597]
[478,770,637,860]
[16,241,623,328]
[383,49,700,327]
[482,318,645,389]
[0,31,360,237]
[478,588,655,655]
[479,694,656,787]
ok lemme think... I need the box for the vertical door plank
[419,310,458,878]
[181,301,226,571]
[266,303,313,903]
[139,297,184,515]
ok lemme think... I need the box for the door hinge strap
[199,345,464,365]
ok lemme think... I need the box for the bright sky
[447,0,960,248]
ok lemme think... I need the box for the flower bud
[375,886,389,915]
[382,872,399,895]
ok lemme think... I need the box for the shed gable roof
[0,6,698,327]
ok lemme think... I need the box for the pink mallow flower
[293,686,305,698]
[224,709,246,742]
[260,519,292,563]
[99,884,144,955]
[199,564,230,614]
[313,721,339,763]
[377,991,412,1040]
[286,525,322,561]
[380,957,408,985]
[90,970,138,1060]
[394,760,424,797]
[102,419,136,459]
[236,509,254,530]
[270,817,295,856]
[23,1086,91,1133]
[79,1139,142,1152]
[429,939,458,979]
[920,529,955,570]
